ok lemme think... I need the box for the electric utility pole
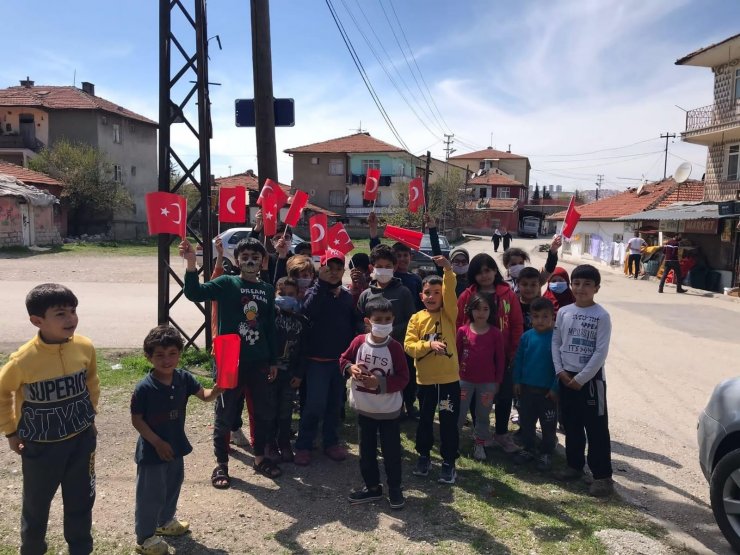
[595,174,604,201]
[660,132,676,180]
[443,133,455,180]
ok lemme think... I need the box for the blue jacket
[513,329,558,391]
[302,279,362,360]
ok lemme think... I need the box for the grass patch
[0,238,185,258]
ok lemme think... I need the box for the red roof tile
[656,180,705,207]
[450,147,527,161]
[548,178,685,221]
[0,161,62,187]
[214,172,339,217]
[468,172,522,186]
[284,133,405,154]
[459,198,519,211]
[0,86,156,126]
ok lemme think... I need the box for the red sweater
[456,324,505,384]
[456,283,523,363]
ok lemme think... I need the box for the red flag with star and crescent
[262,193,279,237]
[145,192,187,237]
[256,178,288,210]
[363,168,381,201]
[218,186,247,223]
[309,213,329,255]
[283,190,309,227]
[561,195,581,239]
[327,222,354,255]
[408,178,424,213]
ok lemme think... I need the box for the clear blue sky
[3,0,740,190]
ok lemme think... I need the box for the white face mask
[370,322,393,338]
[508,264,525,279]
[374,268,394,284]
[452,264,469,275]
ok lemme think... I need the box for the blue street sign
[235,98,295,127]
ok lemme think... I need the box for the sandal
[211,464,231,489]
[253,458,282,479]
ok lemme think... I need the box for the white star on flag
[334,239,340,245]
[160,207,170,217]
[265,212,273,220]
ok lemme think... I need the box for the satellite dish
[674,162,692,184]
[636,182,645,196]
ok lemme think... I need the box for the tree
[533,184,541,201]
[29,139,131,235]
[542,188,552,200]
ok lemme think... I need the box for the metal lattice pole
[158,0,213,350]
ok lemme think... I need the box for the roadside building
[0,173,61,247]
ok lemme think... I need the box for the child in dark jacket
[341,298,409,510]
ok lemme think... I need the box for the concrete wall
[458,209,519,235]
[560,220,636,265]
[0,196,22,245]
[453,157,530,188]
[0,197,59,246]
[48,110,99,147]
[291,153,348,213]
[0,107,49,146]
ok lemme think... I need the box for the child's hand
[432,255,451,270]
[155,439,175,462]
[513,384,522,397]
[367,212,378,236]
[362,373,379,389]
[211,385,224,397]
[424,212,436,228]
[268,366,278,382]
[179,240,196,265]
[550,235,562,252]
[349,364,367,380]
[430,340,447,354]
[214,236,224,256]
[558,373,571,386]
[253,209,263,231]
[7,435,23,455]
[566,380,583,391]
[289,377,302,389]
[275,237,290,258]
[545,390,558,401]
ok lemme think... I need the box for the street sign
[235,98,295,127]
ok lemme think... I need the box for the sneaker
[413,455,431,477]
[513,450,535,465]
[589,478,615,497]
[230,428,250,447]
[473,443,487,461]
[493,433,521,454]
[388,487,405,510]
[136,536,170,555]
[294,449,312,466]
[555,467,584,481]
[324,444,348,462]
[348,485,383,505]
[438,461,457,484]
[155,518,189,536]
[536,454,552,472]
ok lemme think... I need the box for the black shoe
[513,450,536,465]
[348,485,383,505]
[388,487,405,510]
[677,289,687,294]
[658,289,663,293]
[405,406,419,421]
[438,461,456,484]
[413,455,431,477]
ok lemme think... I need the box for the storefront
[718,200,740,288]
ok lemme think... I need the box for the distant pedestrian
[492,228,502,252]
[658,234,686,294]
[626,231,646,280]
[502,229,513,251]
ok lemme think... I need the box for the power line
[527,137,662,157]
[535,149,669,164]
[660,132,677,179]
[536,150,664,172]
[324,0,410,152]
[668,152,705,168]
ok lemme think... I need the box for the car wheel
[710,447,740,551]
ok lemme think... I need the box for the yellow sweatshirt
[404,268,459,385]
[0,334,99,442]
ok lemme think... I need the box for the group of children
[0,221,614,555]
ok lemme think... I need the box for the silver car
[698,377,740,552]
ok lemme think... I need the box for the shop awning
[616,202,723,222]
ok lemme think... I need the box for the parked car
[698,377,740,552]
[409,234,451,273]
[519,216,540,238]
[195,227,316,272]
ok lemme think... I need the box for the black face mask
[321,278,342,290]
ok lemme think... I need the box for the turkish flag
[283,190,309,227]
[408,178,424,213]
[257,178,288,210]
[262,194,279,237]
[561,195,581,239]
[363,168,381,201]
[213,334,240,389]
[384,225,423,251]
[145,192,187,237]
[327,222,354,254]
[309,213,329,255]
[218,186,246,223]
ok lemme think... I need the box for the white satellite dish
[674,162,692,184]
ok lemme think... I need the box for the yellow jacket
[0,334,99,441]
[404,268,459,385]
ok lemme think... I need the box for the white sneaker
[230,428,250,447]
[136,535,170,555]
[473,443,487,461]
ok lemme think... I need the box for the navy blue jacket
[302,279,362,360]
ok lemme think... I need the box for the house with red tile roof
[0,78,157,239]
[284,132,425,225]
[0,171,62,247]
[449,146,531,199]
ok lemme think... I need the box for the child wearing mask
[543,267,576,315]
[449,247,470,297]
[286,255,316,303]
[502,235,562,293]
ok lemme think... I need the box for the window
[479,161,485,170]
[129,122,136,134]
[479,188,487,199]
[101,116,108,125]
[361,159,381,174]
[131,165,137,177]
[329,190,345,207]
[584,233,592,253]
[497,187,510,198]
[311,157,320,165]
[328,158,344,176]
[728,144,739,181]
[113,123,121,144]
[113,165,122,182]
[735,69,740,102]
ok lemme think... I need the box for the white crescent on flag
[312,223,326,242]
[409,187,419,202]
[226,196,236,215]
[170,202,182,225]
[366,177,378,193]
[337,228,350,242]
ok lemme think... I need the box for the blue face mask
[549,282,568,294]
[275,295,300,313]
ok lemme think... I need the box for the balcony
[682,101,740,145]
[349,173,393,187]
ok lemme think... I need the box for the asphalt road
[1,237,739,552]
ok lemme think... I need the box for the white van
[520,216,539,238]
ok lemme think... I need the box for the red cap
[320,248,345,266]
